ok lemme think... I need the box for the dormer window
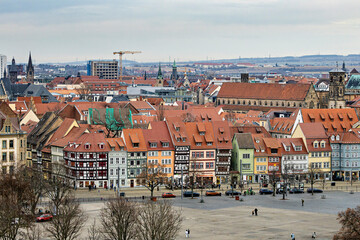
[285,146,290,151]
[150,142,157,148]
[320,141,326,148]
[207,142,213,146]
[196,142,201,146]
[336,135,340,141]
[313,142,319,148]
[295,146,302,151]
[331,135,335,141]
[85,143,90,149]
[182,137,186,142]
[161,142,169,147]
[199,131,205,136]
[99,143,104,149]
[132,143,139,148]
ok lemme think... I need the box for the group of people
[291,232,317,239]
[185,229,191,238]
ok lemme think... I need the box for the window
[295,146,302,151]
[323,162,330,168]
[242,164,250,170]
[85,143,90,149]
[162,142,169,147]
[2,153,6,162]
[256,165,266,171]
[285,146,290,151]
[2,140,6,149]
[320,141,325,148]
[196,142,201,146]
[148,151,158,157]
[110,158,113,164]
[314,142,319,148]
[9,140,14,149]
[9,152,14,161]
[150,142,157,148]
[162,151,171,156]
[99,143,104,149]
[110,169,113,175]
[243,154,250,159]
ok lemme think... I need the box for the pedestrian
[254,208,258,216]
[88,185,91,191]
[218,184,221,189]
[185,229,188,238]
[188,229,190,238]
[291,232,295,240]
[301,199,304,207]
[252,210,254,216]
[312,232,317,239]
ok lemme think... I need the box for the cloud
[1,0,360,63]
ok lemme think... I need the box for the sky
[1,0,360,64]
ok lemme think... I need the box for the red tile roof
[165,116,191,146]
[122,128,147,152]
[143,121,174,151]
[302,109,358,133]
[218,82,312,101]
[64,133,109,152]
[278,138,308,155]
[184,122,215,150]
[298,123,328,139]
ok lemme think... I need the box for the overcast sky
[1,0,360,63]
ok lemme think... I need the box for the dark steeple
[9,57,18,83]
[157,63,163,80]
[171,60,178,81]
[342,61,346,72]
[26,52,34,83]
[144,71,147,80]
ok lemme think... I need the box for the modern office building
[87,60,119,79]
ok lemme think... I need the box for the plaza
[69,188,359,240]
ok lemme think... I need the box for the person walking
[185,229,188,238]
[188,229,190,238]
[312,232,317,239]
[291,232,295,240]
[301,199,304,207]
[254,208,258,216]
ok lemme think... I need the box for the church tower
[328,66,346,109]
[155,63,164,87]
[26,52,34,83]
[171,60,178,81]
[9,58,18,83]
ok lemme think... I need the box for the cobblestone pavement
[65,190,358,240]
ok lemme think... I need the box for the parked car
[225,190,241,196]
[307,188,323,193]
[289,188,304,194]
[205,190,221,196]
[162,192,176,198]
[36,214,53,222]
[183,191,200,197]
[276,187,290,194]
[259,189,273,195]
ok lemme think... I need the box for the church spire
[157,63,163,80]
[26,51,34,82]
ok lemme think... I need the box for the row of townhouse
[232,122,360,183]
[45,118,232,188]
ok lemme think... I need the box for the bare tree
[19,166,45,215]
[281,163,293,200]
[268,169,277,197]
[137,201,183,240]
[44,163,73,215]
[76,84,92,101]
[0,170,34,240]
[181,112,196,122]
[87,219,101,240]
[308,164,320,196]
[136,163,166,198]
[156,104,165,121]
[99,198,138,240]
[19,225,43,240]
[188,158,200,199]
[333,206,360,240]
[44,197,86,240]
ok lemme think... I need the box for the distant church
[7,52,34,83]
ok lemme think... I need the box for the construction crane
[113,51,141,81]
